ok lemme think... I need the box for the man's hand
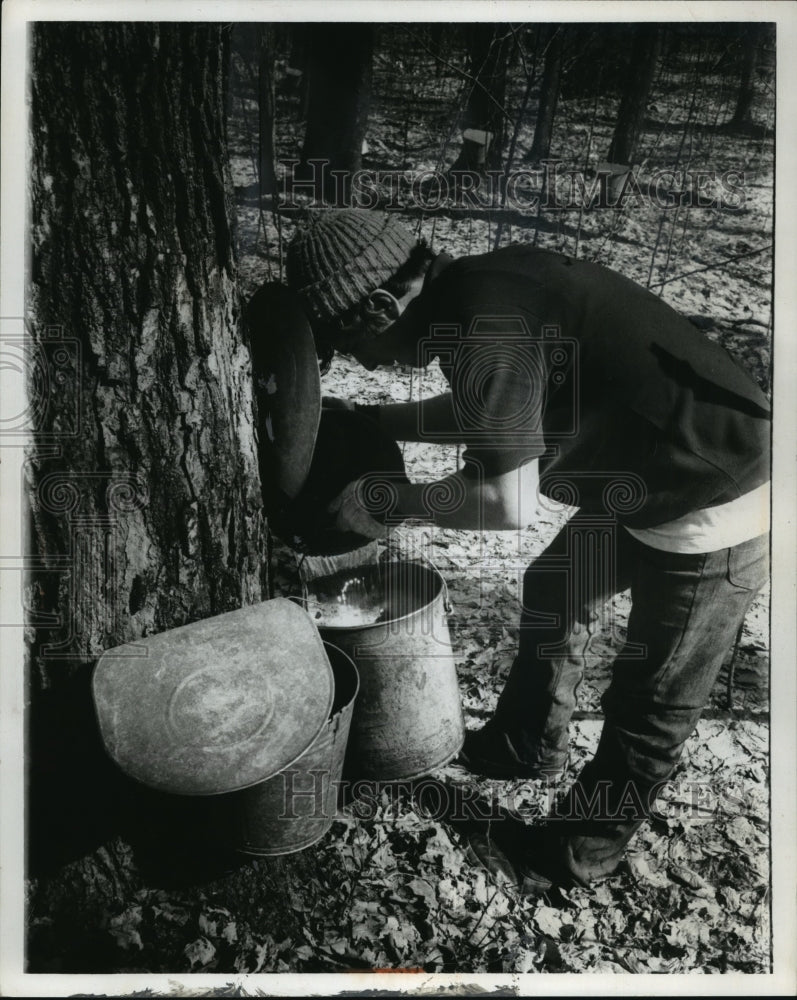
[327,479,389,539]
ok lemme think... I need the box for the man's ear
[364,289,402,320]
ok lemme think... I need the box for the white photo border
[2,1,795,995]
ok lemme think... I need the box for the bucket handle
[288,591,314,617]
[419,549,453,615]
[387,528,453,615]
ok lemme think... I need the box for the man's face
[319,291,406,370]
[317,314,394,371]
[318,287,428,371]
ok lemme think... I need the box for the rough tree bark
[606,25,662,166]
[299,23,374,201]
[27,23,267,873]
[526,25,564,163]
[29,22,266,679]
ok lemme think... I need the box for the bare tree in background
[727,23,770,129]
[526,24,564,163]
[299,23,374,201]
[258,24,278,196]
[450,24,512,174]
[606,25,662,166]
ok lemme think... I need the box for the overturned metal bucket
[93,602,360,870]
[307,560,465,781]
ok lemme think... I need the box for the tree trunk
[28,22,266,679]
[27,20,268,875]
[258,25,278,197]
[429,23,445,77]
[606,25,661,166]
[729,24,765,126]
[450,24,512,174]
[527,25,564,163]
[288,24,313,117]
[299,24,374,202]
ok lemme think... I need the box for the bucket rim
[309,560,445,633]
[322,640,361,710]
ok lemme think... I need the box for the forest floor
[27,38,774,980]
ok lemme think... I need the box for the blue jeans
[493,511,769,883]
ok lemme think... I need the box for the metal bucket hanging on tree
[246,281,410,556]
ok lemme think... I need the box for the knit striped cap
[287,210,416,324]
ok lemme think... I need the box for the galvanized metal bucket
[233,643,359,856]
[309,560,465,781]
[117,643,359,872]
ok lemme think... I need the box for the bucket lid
[246,282,321,500]
[245,282,410,555]
[92,598,334,796]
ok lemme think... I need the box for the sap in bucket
[306,558,465,781]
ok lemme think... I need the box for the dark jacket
[392,246,771,528]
